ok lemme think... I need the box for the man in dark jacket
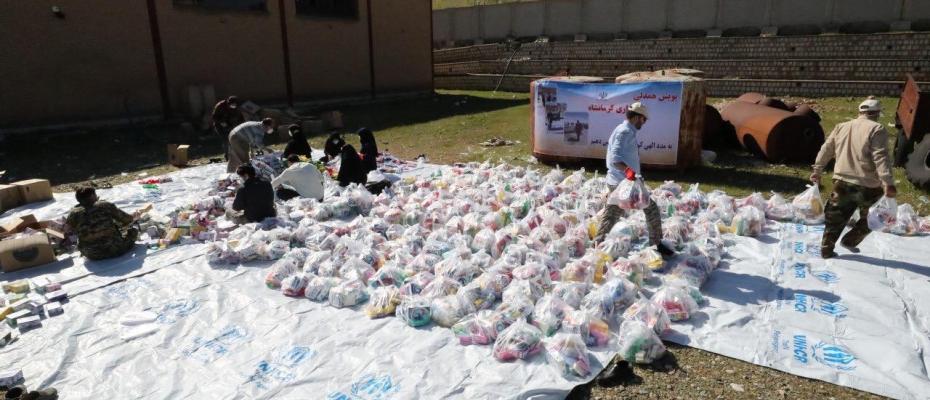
[357,127,378,173]
[65,187,139,260]
[212,96,246,160]
[232,164,277,223]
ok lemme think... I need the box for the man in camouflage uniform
[811,96,897,259]
[66,187,139,260]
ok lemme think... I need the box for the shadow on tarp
[0,245,150,284]
[843,254,930,279]
[704,269,841,306]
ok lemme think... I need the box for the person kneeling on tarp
[273,154,324,201]
[282,124,313,160]
[230,164,277,223]
[66,187,141,260]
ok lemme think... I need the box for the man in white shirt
[272,155,325,201]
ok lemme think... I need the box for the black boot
[596,357,635,387]
[656,242,675,258]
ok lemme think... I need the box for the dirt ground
[0,91,904,400]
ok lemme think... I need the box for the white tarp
[2,162,930,400]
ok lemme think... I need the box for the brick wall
[435,59,929,82]
[434,32,930,63]
[434,74,910,98]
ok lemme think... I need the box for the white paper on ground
[1,162,929,400]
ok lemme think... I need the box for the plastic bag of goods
[281,273,312,297]
[265,257,300,288]
[490,230,514,258]
[305,277,341,302]
[368,266,407,289]
[545,333,592,378]
[452,310,498,345]
[531,295,570,336]
[471,228,496,254]
[502,279,545,304]
[581,277,637,321]
[919,216,930,234]
[400,271,435,297]
[562,309,610,347]
[658,181,682,197]
[365,287,402,318]
[396,295,432,327]
[489,296,535,335]
[668,255,713,287]
[662,277,706,306]
[266,240,291,260]
[891,203,920,236]
[473,271,511,299]
[458,281,498,310]
[866,196,896,232]
[737,192,766,212]
[512,262,552,289]
[677,184,705,215]
[339,257,376,284]
[765,192,794,221]
[622,298,671,336]
[493,320,544,361]
[596,236,632,262]
[435,258,480,286]
[420,276,462,299]
[731,206,765,237]
[651,285,699,321]
[616,320,667,364]
[562,259,594,284]
[633,247,665,272]
[431,294,474,327]
[551,282,589,309]
[607,258,649,287]
[608,179,651,210]
[329,280,369,308]
[792,185,825,224]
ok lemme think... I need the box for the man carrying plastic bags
[596,102,675,256]
[810,96,896,259]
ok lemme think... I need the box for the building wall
[284,1,372,99]
[0,0,161,126]
[433,0,930,45]
[371,0,433,93]
[1,0,433,128]
[157,2,286,112]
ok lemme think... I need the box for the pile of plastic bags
[195,159,928,377]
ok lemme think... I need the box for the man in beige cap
[595,102,674,256]
[811,96,896,259]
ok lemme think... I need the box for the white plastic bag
[544,333,592,378]
[867,196,898,232]
[792,185,825,224]
[608,179,651,210]
[616,320,666,364]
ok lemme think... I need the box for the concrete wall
[0,0,161,126]
[1,0,433,128]
[434,0,927,45]
[482,4,512,40]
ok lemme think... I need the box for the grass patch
[2,90,926,215]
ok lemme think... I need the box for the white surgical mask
[230,104,238,109]
[266,129,274,134]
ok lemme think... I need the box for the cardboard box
[1,214,40,238]
[167,144,191,167]
[1,279,30,294]
[0,233,56,273]
[12,179,52,204]
[45,290,67,302]
[16,315,40,330]
[45,302,63,317]
[0,185,23,212]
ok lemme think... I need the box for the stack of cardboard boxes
[0,179,60,272]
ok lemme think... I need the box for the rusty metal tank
[721,101,824,162]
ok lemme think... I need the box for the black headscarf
[323,132,346,162]
[357,127,378,172]
[282,125,312,159]
[338,144,367,187]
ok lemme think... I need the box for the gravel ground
[572,343,885,400]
